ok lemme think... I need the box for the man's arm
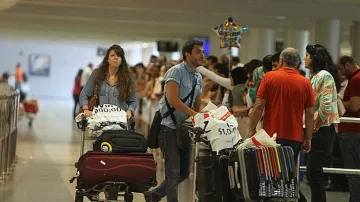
[194,94,202,112]
[343,97,360,112]
[249,97,266,136]
[166,81,197,117]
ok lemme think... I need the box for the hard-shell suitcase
[75,151,157,192]
[196,151,236,202]
[92,130,147,153]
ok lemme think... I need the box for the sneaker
[143,191,160,202]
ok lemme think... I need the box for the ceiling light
[142,43,148,48]
[276,16,287,20]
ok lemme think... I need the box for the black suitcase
[196,150,236,202]
[93,130,148,153]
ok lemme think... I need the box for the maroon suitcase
[76,151,157,193]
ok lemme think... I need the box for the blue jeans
[151,126,192,202]
[306,125,336,202]
[339,133,360,202]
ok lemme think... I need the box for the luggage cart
[72,116,153,202]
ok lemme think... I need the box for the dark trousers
[306,125,336,202]
[73,94,80,118]
[151,126,192,202]
[329,133,348,189]
[339,133,360,202]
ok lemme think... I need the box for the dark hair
[88,63,93,67]
[299,69,306,77]
[306,44,341,92]
[339,55,355,67]
[244,59,262,74]
[75,69,83,82]
[271,52,281,63]
[214,63,229,78]
[23,73,28,83]
[232,57,240,65]
[262,55,273,72]
[135,63,145,69]
[206,55,218,64]
[182,40,203,60]
[231,66,248,85]
[150,55,158,59]
[94,44,132,100]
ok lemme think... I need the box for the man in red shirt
[249,48,314,202]
[336,55,360,202]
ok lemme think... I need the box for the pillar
[239,28,276,63]
[284,30,309,70]
[315,19,341,60]
[351,21,360,63]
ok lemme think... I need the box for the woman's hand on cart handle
[126,110,132,120]
[84,109,92,117]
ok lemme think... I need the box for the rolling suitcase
[75,151,157,190]
[196,151,236,202]
[92,130,148,153]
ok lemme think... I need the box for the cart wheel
[124,193,133,202]
[74,192,83,202]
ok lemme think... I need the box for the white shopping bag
[193,106,242,153]
[237,129,278,149]
[75,104,127,131]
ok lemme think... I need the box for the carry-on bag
[92,129,148,153]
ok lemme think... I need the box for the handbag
[147,79,197,149]
[88,83,99,111]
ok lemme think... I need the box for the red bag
[76,151,157,193]
[24,102,38,113]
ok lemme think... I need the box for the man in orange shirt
[15,63,23,90]
[249,47,314,202]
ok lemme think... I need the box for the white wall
[0,28,158,98]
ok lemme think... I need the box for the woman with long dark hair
[304,44,340,202]
[73,69,83,118]
[79,44,136,119]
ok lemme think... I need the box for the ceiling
[0,0,359,40]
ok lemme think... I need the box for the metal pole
[299,166,360,175]
[339,117,360,123]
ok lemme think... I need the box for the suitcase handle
[77,115,87,131]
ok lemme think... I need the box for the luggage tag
[259,146,270,197]
[274,146,285,198]
[255,147,266,197]
[286,147,297,197]
[264,147,274,197]
[278,147,290,197]
[269,147,280,197]
[284,147,294,197]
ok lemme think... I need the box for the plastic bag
[237,129,278,149]
[193,106,242,152]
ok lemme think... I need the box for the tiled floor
[0,98,351,202]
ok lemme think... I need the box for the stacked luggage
[192,129,298,202]
[228,146,298,202]
[70,117,157,202]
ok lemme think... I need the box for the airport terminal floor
[0,98,351,202]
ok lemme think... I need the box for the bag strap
[164,78,197,125]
